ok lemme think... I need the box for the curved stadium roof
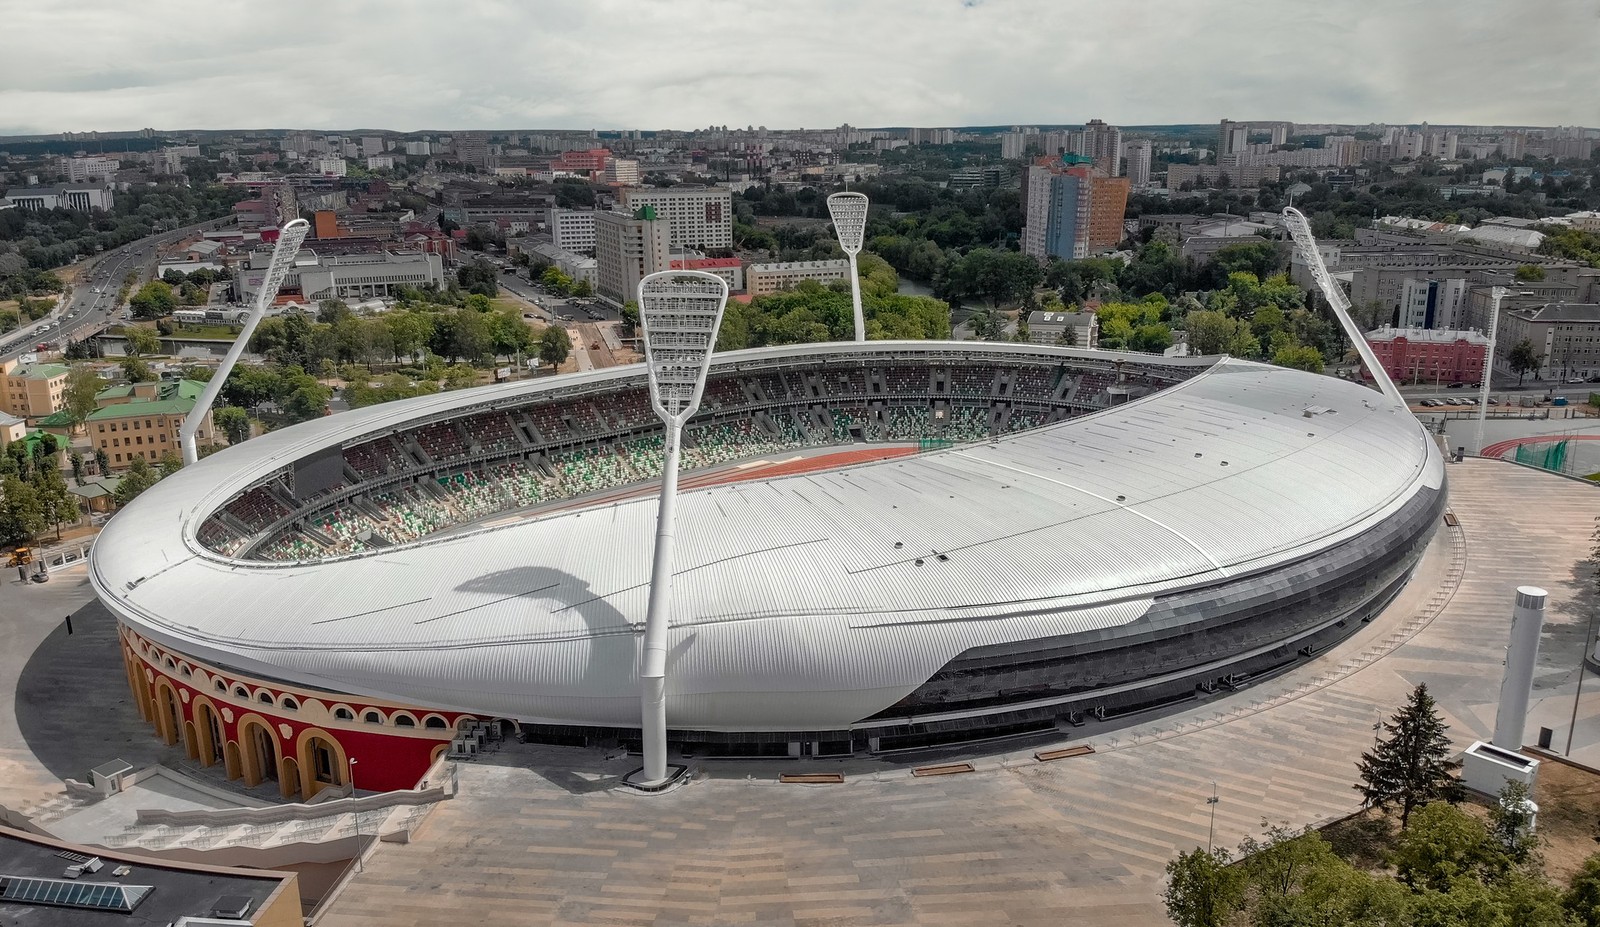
[91,342,1442,732]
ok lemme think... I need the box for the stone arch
[153,677,184,748]
[236,713,280,788]
[431,743,449,764]
[191,695,226,768]
[295,727,349,800]
[224,740,242,780]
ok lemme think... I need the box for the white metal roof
[91,343,1441,731]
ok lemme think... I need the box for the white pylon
[828,191,869,342]
[180,218,311,465]
[633,269,728,788]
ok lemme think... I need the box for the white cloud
[0,0,1592,134]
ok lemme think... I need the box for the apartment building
[1498,303,1600,381]
[671,257,745,294]
[745,260,849,296]
[546,208,598,253]
[1123,139,1153,188]
[87,379,215,470]
[1398,276,1471,330]
[1,362,69,419]
[65,156,118,183]
[617,186,733,250]
[594,208,671,306]
[1365,327,1488,385]
[1021,155,1130,261]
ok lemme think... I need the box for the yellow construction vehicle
[6,548,32,568]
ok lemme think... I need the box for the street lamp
[1474,288,1534,455]
[1206,782,1219,852]
[348,757,361,872]
[630,269,728,790]
[827,192,869,342]
[180,218,310,465]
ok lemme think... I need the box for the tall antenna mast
[180,218,310,464]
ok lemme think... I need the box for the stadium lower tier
[117,482,1441,791]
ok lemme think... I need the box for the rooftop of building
[1027,310,1097,324]
[1365,326,1491,344]
[95,379,204,404]
[3,185,109,196]
[747,259,850,272]
[1511,303,1600,324]
[671,257,742,269]
[6,363,69,381]
[0,826,293,926]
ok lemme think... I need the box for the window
[425,716,447,729]
[114,454,122,463]
[334,707,354,721]
[214,679,226,693]
[363,711,383,724]
[280,697,298,711]
[233,685,248,698]
[258,691,273,704]
[394,714,416,727]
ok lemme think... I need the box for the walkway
[318,459,1600,927]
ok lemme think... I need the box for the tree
[93,448,109,478]
[120,356,156,382]
[214,406,251,446]
[1508,338,1544,385]
[68,450,84,487]
[1565,854,1600,926]
[1273,344,1325,372]
[281,381,332,423]
[128,280,176,320]
[1516,264,1547,282]
[1390,801,1508,891]
[62,366,102,433]
[0,473,45,544]
[571,278,593,298]
[31,464,74,539]
[113,456,161,505]
[317,299,352,324]
[1356,683,1464,828]
[124,326,162,357]
[1163,846,1246,927]
[538,325,572,368]
[1489,778,1539,865]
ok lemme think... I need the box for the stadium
[91,340,1444,799]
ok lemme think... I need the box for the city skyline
[1,0,1593,136]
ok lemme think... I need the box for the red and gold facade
[120,625,474,800]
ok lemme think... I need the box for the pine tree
[1356,683,1464,828]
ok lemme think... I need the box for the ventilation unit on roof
[1302,405,1337,417]
[207,894,255,919]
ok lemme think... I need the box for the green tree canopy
[1356,683,1464,828]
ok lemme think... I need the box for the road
[0,216,233,364]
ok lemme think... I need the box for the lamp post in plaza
[628,269,728,790]
[827,191,869,342]
[348,757,361,872]
[1474,288,1534,455]
[180,218,310,465]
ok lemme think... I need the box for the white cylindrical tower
[1493,585,1548,751]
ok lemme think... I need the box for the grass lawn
[168,324,240,340]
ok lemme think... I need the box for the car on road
[1447,382,1464,388]
[1420,399,1441,407]
[1568,377,1587,384]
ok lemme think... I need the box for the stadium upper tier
[91,342,1443,739]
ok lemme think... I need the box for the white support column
[1474,287,1505,456]
[180,218,310,464]
[828,192,869,342]
[1494,586,1547,751]
[632,270,728,789]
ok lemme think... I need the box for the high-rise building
[547,208,598,254]
[617,186,733,250]
[1021,155,1131,262]
[1122,139,1153,189]
[1218,119,1248,162]
[1399,277,1470,330]
[1499,132,1527,159]
[404,140,431,157]
[594,207,671,306]
[603,158,640,185]
[1270,123,1291,146]
[1000,131,1029,160]
[1071,119,1123,177]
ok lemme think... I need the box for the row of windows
[97,418,161,433]
[106,432,170,448]
[112,451,161,464]
[142,638,451,731]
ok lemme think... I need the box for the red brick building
[1365,327,1489,385]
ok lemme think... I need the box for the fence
[1515,439,1570,473]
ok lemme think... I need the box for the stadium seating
[211,355,1210,562]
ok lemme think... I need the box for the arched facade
[120,627,462,800]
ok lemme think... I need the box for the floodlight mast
[179,218,310,465]
[636,269,728,788]
[1280,208,1407,408]
[827,192,869,342]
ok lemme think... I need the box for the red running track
[1480,433,1600,459]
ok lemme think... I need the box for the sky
[0,0,1595,136]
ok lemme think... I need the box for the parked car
[1447,382,1465,389]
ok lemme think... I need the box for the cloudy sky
[0,0,1594,136]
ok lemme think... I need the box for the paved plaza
[2,458,1598,926]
